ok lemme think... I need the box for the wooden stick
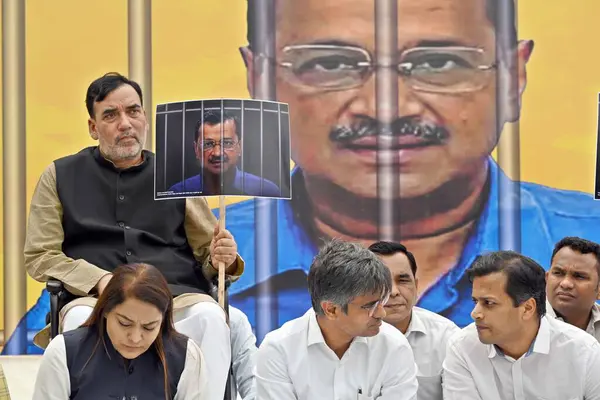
[218,195,226,310]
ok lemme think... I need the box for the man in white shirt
[255,239,418,400]
[545,236,600,342]
[368,241,459,400]
[442,250,600,400]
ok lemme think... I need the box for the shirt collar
[487,316,551,359]
[416,158,500,313]
[306,308,368,348]
[307,308,325,347]
[546,301,600,335]
[287,158,502,282]
[406,309,427,337]
[588,303,600,333]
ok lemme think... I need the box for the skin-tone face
[195,120,241,176]
[242,0,532,199]
[321,291,388,340]
[471,271,537,359]
[378,253,418,332]
[105,297,163,360]
[88,84,148,169]
[546,247,600,328]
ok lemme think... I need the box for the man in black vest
[24,72,244,400]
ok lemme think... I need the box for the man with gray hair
[255,239,418,400]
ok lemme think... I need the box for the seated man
[256,239,418,400]
[369,241,459,400]
[24,72,243,400]
[443,251,600,399]
[545,236,600,341]
[168,109,280,197]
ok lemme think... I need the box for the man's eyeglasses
[360,293,390,317]
[201,139,238,151]
[272,44,497,94]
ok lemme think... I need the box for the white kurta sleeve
[32,335,71,400]
[174,338,210,400]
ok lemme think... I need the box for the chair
[47,275,234,400]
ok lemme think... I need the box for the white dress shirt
[256,308,418,400]
[32,334,209,400]
[229,306,257,400]
[442,315,600,400]
[404,306,460,400]
[546,300,600,342]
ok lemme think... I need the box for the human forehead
[201,121,237,140]
[379,253,413,277]
[472,272,510,299]
[275,0,495,51]
[351,291,386,305]
[94,85,141,113]
[552,247,599,275]
[112,297,162,324]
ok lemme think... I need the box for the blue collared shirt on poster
[168,166,281,197]
[6,156,600,354]
[216,157,600,339]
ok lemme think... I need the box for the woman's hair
[80,263,183,400]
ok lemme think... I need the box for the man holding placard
[23,72,242,400]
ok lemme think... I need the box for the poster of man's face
[225,0,600,341]
[154,98,291,199]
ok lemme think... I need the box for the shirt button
[118,222,125,228]
[118,195,125,201]
[126,250,132,256]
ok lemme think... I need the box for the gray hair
[308,238,392,315]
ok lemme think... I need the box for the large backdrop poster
[3,0,600,354]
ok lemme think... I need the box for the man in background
[546,236,600,341]
[369,241,459,400]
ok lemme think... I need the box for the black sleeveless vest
[63,326,188,399]
[54,146,210,295]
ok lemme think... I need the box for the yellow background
[0,0,599,329]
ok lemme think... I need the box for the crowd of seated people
[21,72,600,400]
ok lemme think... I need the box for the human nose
[371,302,387,319]
[471,302,483,321]
[117,111,133,131]
[559,276,575,290]
[128,327,143,344]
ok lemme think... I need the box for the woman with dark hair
[31,263,208,400]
